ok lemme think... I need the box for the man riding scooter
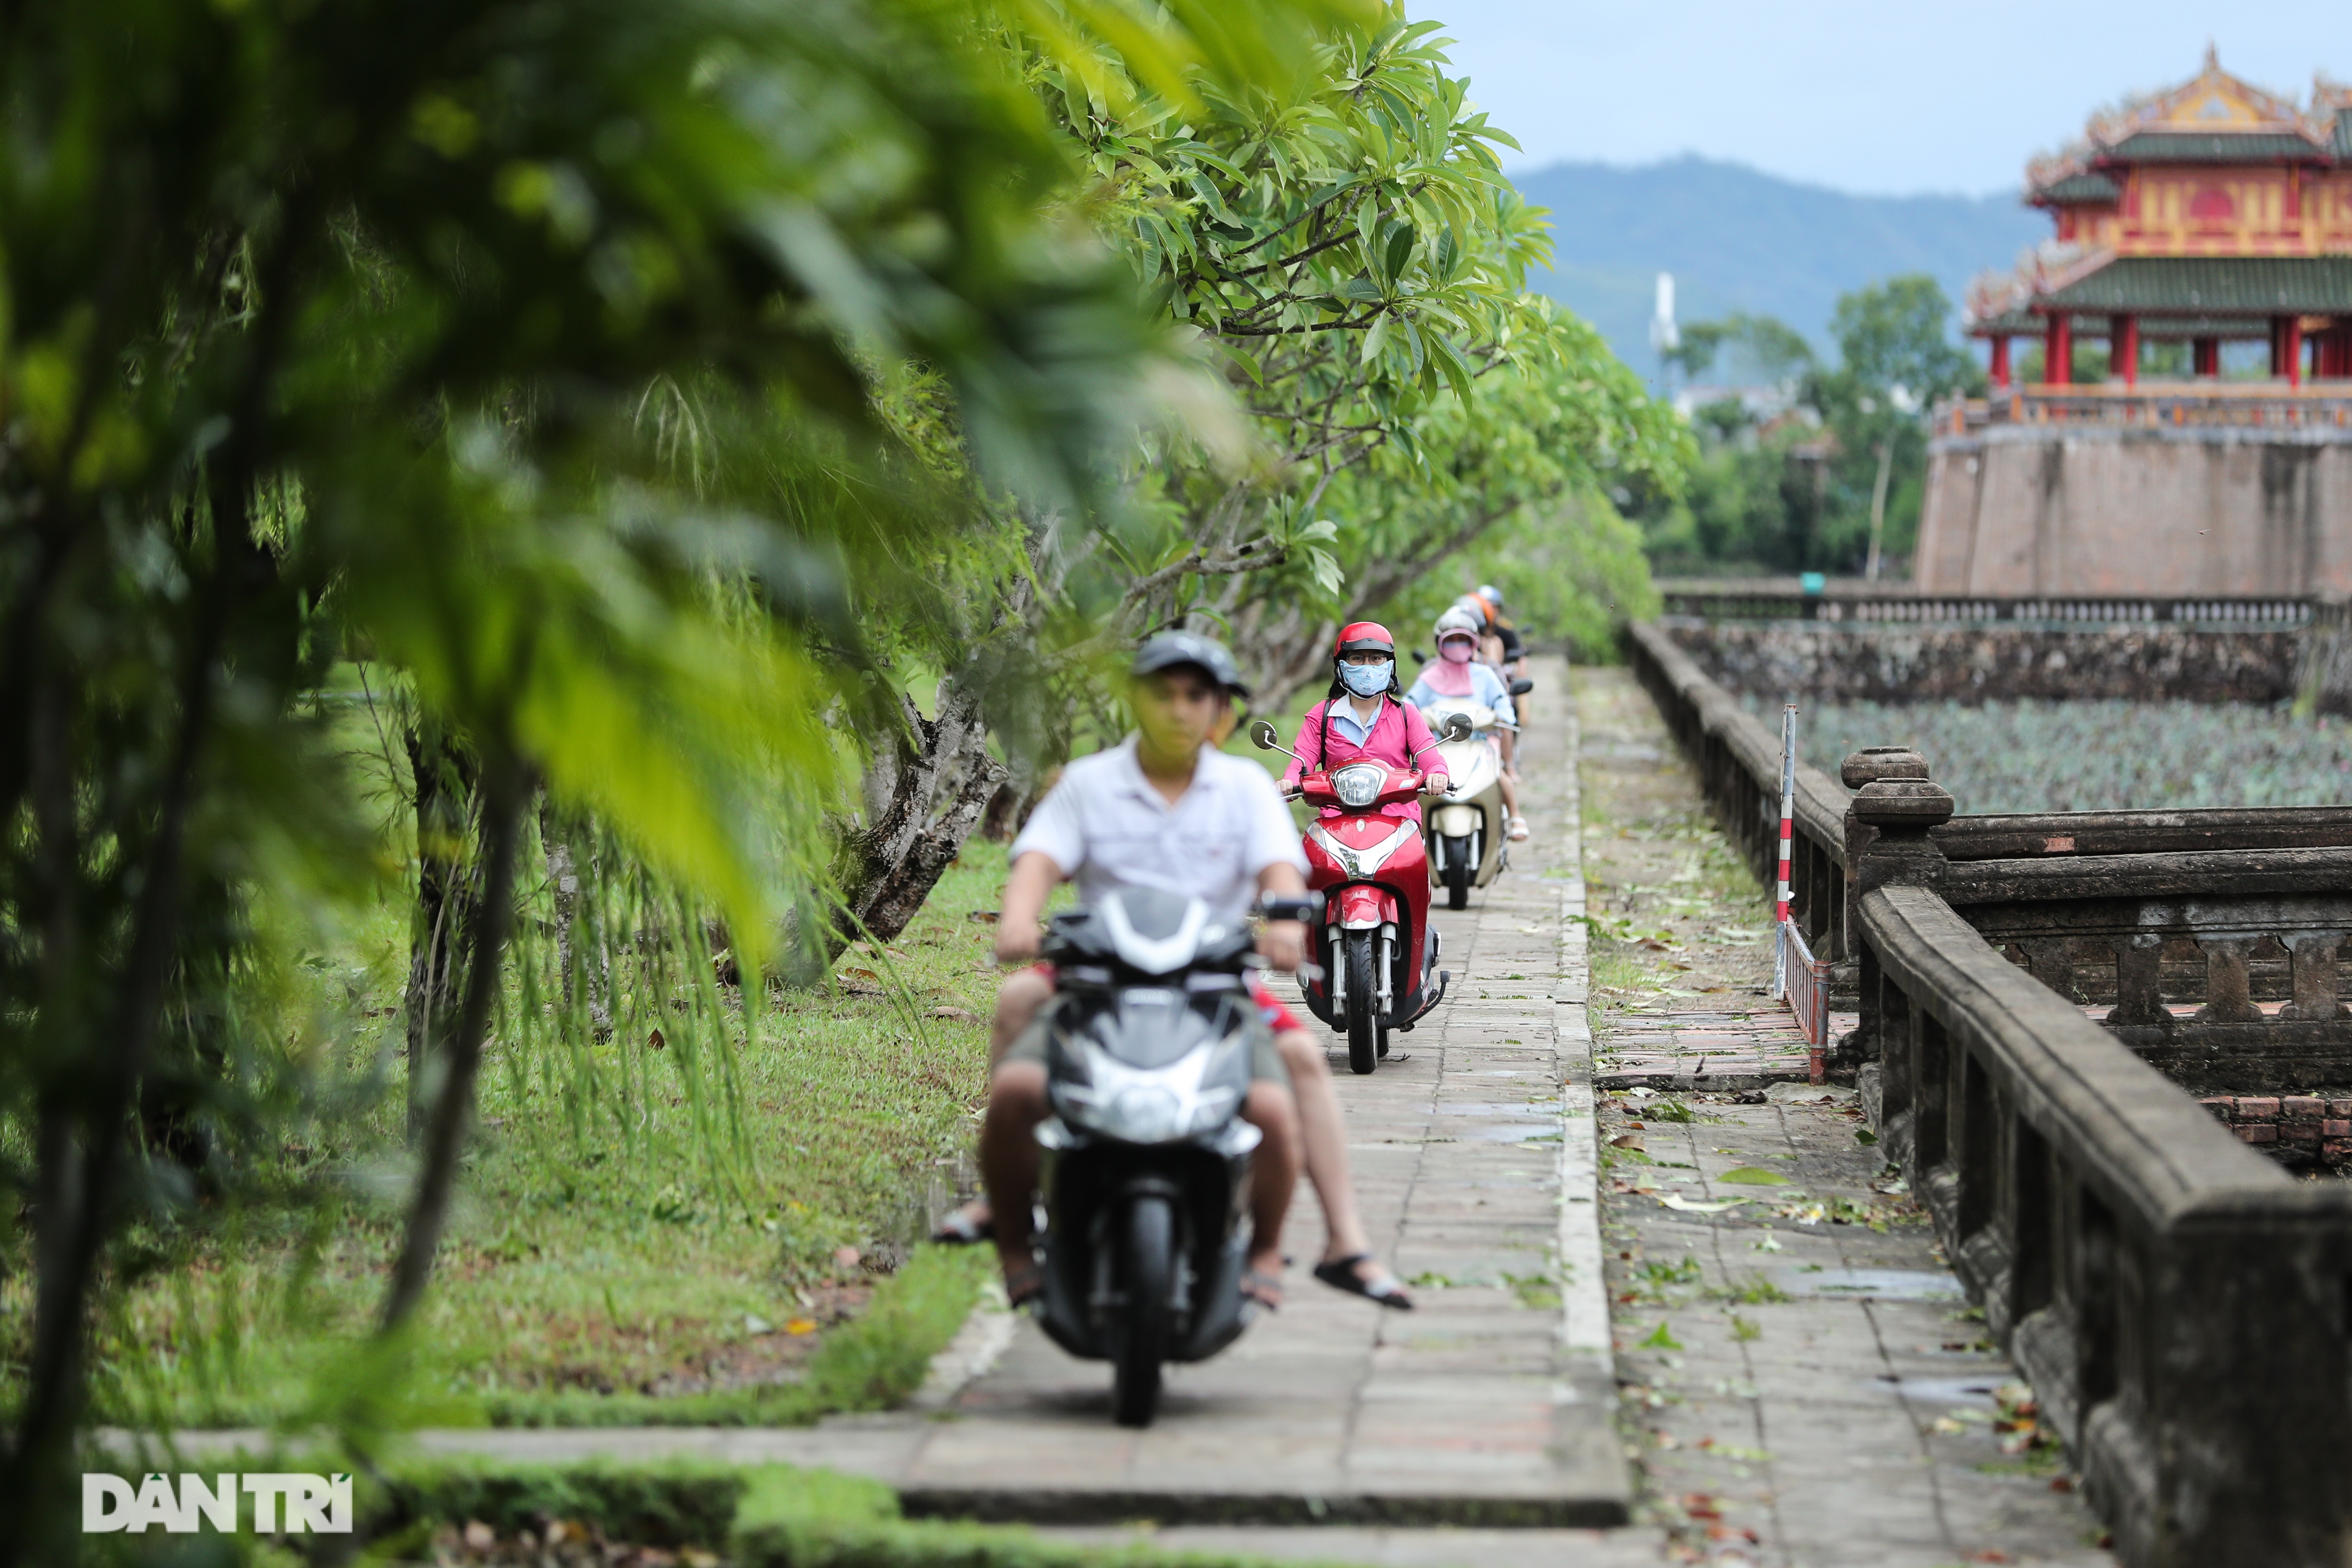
[945,632,1414,1312]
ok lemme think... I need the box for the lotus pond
[1771,699,2352,814]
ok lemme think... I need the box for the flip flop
[1312,1254,1415,1310]
[1240,1268,1284,1311]
[930,1203,993,1246]
[1002,1258,1046,1309]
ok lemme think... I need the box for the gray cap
[1131,630,1248,698]
[1476,585,1504,611]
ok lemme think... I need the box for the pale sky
[1421,0,2345,197]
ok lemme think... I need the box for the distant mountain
[1511,156,2048,381]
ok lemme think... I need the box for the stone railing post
[1835,747,1954,1086]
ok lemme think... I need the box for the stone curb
[1553,687,1618,1416]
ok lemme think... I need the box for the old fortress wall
[1917,423,2352,595]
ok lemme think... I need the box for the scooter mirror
[1443,712,1474,741]
[1248,719,1281,751]
[1509,677,1534,697]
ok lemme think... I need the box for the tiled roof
[2336,109,2352,158]
[2099,132,2326,162]
[2033,173,2121,204]
[2039,256,2352,313]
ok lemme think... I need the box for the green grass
[25,838,1015,1432]
[1779,697,2352,813]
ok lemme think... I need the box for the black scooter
[1029,886,1312,1426]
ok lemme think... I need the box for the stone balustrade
[1622,616,2352,1565]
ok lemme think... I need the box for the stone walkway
[1577,667,2113,1568]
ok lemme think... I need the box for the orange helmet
[1334,621,1395,658]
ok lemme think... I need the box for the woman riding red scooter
[1274,623,1453,1073]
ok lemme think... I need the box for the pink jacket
[1281,697,1444,823]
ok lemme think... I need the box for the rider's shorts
[1000,964,1294,1086]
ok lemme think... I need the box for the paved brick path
[856,656,1628,1527]
[1594,1010,1853,1092]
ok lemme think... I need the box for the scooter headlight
[1331,763,1385,808]
[1103,1084,1186,1144]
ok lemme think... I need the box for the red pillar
[2045,314,2072,387]
[2194,336,2220,377]
[2115,314,2139,388]
[1989,336,2011,389]
[2286,316,2304,388]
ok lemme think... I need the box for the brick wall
[2196,1094,2352,1169]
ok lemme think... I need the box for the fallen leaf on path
[1716,1166,1792,1185]
[1608,1133,1646,1150]
[1654,1193,1753,1213]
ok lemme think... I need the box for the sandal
[1240,1268,1284,1312]
[1312,1253,1415,1310]
[1001,1258,1046,1309]
[930,1200,994,1246]
[1507,816,1530,842]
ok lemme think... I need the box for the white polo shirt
[1010,737,1308,925]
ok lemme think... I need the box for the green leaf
[1359,312,1391,365]
[1638,1319,1683,1351]
[1717,1167,1793,1186]
[1382,219,1415,284]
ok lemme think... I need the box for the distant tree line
[1628,275,1983,577]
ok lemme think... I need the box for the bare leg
[1240,1081,1301,1299]
[1275,1029,1413,1304]
[938,970,1056,1239]
[990,967,1056,1067]
[981,1061,1050,1285]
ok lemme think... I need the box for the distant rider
[1407,607,1525,839]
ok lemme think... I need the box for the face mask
[1440,640,1474,664]
[1340,659,1392,697]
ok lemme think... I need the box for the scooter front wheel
[1344,930,1377,1075]
[1442,835,1472,910]
[1111,1194,1173,1427]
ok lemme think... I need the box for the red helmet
[1333,621,1395,659]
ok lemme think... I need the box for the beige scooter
[1419,701,1510,909]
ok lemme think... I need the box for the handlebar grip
[1257,892,1323,925]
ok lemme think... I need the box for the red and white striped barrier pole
[1772,703,1796,1000]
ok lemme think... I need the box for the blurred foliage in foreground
[0,0,1677,1544]
[1788,700,2352,814]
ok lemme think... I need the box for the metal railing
[1939,387,2352,434]
[1653,579,2319,626]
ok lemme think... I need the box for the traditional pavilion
[1966,49,2352,388]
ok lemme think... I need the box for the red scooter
[1250,718,1460,1073]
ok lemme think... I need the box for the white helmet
[1434,606,1483,644]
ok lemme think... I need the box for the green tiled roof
[2034,173,2121,204]
[2336,110,2352,159]
[2101,132,2325,162]
[2038,256,2352,314]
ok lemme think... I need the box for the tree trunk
[540,800,612,1036]
[838,671,1008,945]
[404,718,479,1143]
[380,750,527,1333]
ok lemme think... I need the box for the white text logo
[82,1473,353,1534]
